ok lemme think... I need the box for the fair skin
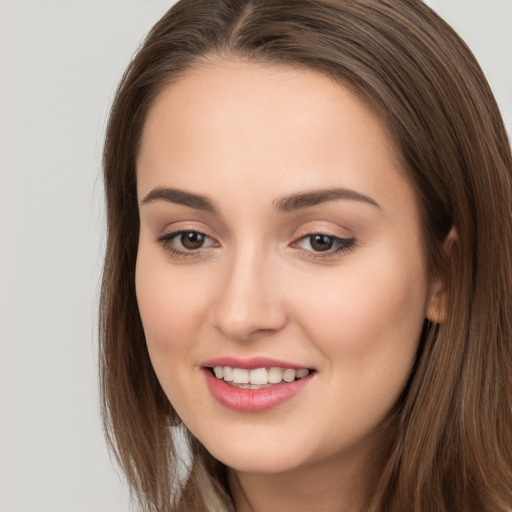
[135,58,441,512]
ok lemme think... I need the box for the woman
[99,1,512,511]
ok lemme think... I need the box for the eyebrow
[140,186,381,213]
[273,188,381,213]
[141,187,217,212]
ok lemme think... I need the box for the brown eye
[309,234,335,252]
[180,231,206,250]
[158,230,217,257]
[292,233,355,257]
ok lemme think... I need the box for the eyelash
[157,230,218,260]
[157,230,356,260]
[292,233,356,258]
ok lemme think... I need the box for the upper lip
[201,356,313,371]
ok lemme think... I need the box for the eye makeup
[157,228,356,261]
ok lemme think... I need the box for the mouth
[202,361,315,412]
[207,366,312,389]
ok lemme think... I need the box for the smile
[211,366,310,388]
[203,364,314,412]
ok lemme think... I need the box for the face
[135,58,436,476]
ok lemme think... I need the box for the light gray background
[0,1,511,511]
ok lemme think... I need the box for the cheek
[291,248,428,373]
[134,252,209,372]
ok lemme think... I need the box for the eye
[158,230,217,256]
[294,233,355,255]
[177,231,208,250]
[308,234,336,252]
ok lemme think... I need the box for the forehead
[139,57,398,163]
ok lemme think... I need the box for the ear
[426,227,458,324]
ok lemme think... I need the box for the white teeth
[249,368,268,385]
[232,368,249,384]
[282,369,296,382]
[223,366,233,382]
[268,367,283,384]
[212,366,311,385]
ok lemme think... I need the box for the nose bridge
[212,239,287,341]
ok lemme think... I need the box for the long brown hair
[100,1,512,510]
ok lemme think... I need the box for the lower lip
[203,369,313,412]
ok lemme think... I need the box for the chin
[201,435,309,474]
[218,452,304,475]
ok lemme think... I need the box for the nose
[211,246,288,342]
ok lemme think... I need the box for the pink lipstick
[201,357,314,412]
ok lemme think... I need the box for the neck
[228,449,373,512]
